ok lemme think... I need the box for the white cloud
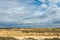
[0,0,60,27]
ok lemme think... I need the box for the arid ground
[0,28,60,40]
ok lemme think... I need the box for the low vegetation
[0,37,19,40]
[45,38,60,40]
[23,38,37,40]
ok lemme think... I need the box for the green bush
[0,37,19,40]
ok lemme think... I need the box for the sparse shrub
[52,38,60,40]
[23,38,37,40]
[44,38,60,40]
[0,37,19,40]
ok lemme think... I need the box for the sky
[0,0,60,28]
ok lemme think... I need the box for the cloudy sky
[0,0,60,28]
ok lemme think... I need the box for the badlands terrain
[0,28,60,40]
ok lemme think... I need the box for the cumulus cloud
[0,0,60,28]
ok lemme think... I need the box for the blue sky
[0,0,60,28]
